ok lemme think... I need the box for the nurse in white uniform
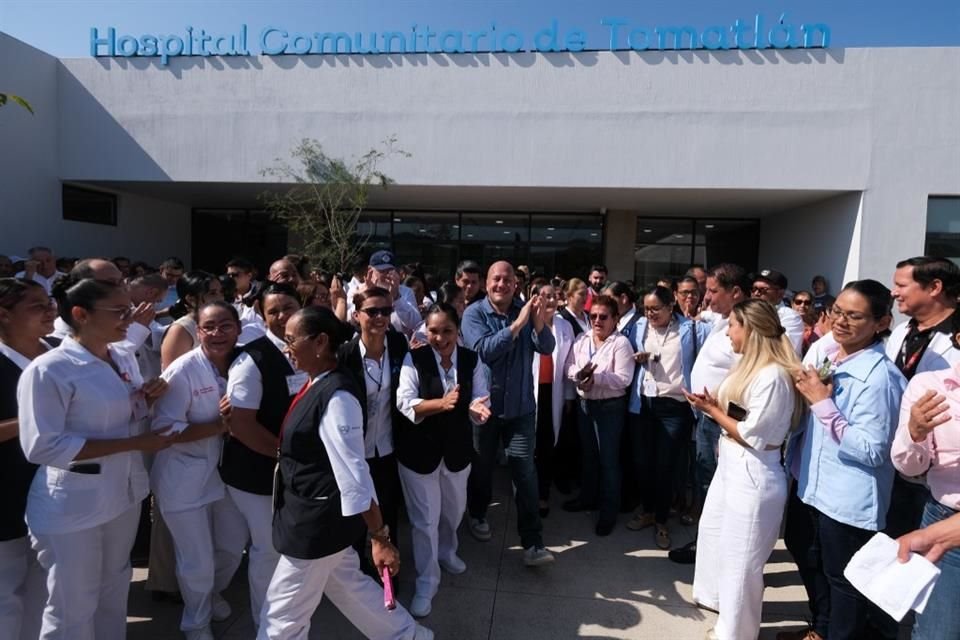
[18,278,171,640]
[151,301,244,640]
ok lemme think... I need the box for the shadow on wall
[57,63,171,181]
[95,47,846,75]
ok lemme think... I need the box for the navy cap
[755,269,788,289]
[369,250,396,271]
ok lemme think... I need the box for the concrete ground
[126,469,895,639]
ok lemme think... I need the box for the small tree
[260,137,408,274]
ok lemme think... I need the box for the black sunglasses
[360,306,393,318]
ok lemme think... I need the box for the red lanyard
[277,379,313,448]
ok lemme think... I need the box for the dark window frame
[62,184,118,226]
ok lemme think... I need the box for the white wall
[0,34,61,257]
[758,192,862,296]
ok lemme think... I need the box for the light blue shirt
[627,314,709,414]
[796,341,907,531]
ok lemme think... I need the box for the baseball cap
[369,250,396,271]
[754,269,788,290]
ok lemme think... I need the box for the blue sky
[2,0,958,56]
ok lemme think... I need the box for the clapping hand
[219,395,233,432]
[908,390,951,443]
[684,387,719,414]
[441,384,460,411]
[794,366,832,404]
[469,395,491,424]
[130,302,156,327]
[141,378,168,407]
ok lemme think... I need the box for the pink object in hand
[382,566,396,610]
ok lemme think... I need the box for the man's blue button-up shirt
[461,297,555,420]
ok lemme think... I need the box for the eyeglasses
[644,305,668,314]
[283,333,317,346]
[94,305,135,320]
[829,306,870,323]
[751,286,773,295]
[793,298,813,306]
[589,313,610,321]
[676,290,699,298]
[198,322,238,335]
[359,306,393,318]
[226,271,246,279]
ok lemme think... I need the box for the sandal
[655,525,671,550]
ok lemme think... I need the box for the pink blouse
[891,363,960,510]
[564,331,636,400]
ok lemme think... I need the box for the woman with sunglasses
[259,306,433,639]
[562,294,636,535]
[151,301,245,640]
[784,281,906,640]
[19,278,171,638]
[0,279,58,640]
[685,299,804,640]
[339,287,409,563]
[161,271,224,371]
[625,286,703,550]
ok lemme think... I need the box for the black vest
[0,337,59,541]
[395,346,478,475]
[220,336,295,495]
[338,330,410,452]
[272,368,367,560]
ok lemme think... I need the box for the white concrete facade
[1,31,958,285]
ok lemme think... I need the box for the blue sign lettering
[89,15,831,66]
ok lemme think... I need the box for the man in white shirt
[672,263,749,564]
[348,250,421,337]
[750,269,804,355]
[15,246,65,294]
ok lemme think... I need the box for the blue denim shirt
[461,297,555,420]
[626,314,709,414]
[796,342,907,531]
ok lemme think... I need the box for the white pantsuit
[398,461,471,599]
[257,547,419,640]
[218,486,280,628]
[163,497,244,631]
[0,536,46,640]
[693,439,787,640]
[31,505,140,640]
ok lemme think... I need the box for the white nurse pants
[0,535,46,640]
[216,486,281,628]
[258,546,419,640]
[31,504,140,640]
[397,461,470,599]
[693,437,786,640]
[163,497,244,631]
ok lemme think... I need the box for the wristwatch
[369,524,390,544]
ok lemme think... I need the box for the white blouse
[18,336,150,535]
[718,364,796,450]
[150,347,226,514]
[396,348,490,424]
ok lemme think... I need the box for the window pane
[459,242,528,272]
[699,220,760,271]
[531,214,602,243]
[392,243,460,283]
[634,245,694,288]
[356,211,392,245]
[636,218,693,245]
[461,213,529,243]
[926,197,960,264]
[391,212,459,243]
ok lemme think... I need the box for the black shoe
[668,541,697,565]
[595,520,615,536]
[562,498,595,513]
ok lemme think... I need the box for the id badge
[642,374,659,398]
[286,373,309,396]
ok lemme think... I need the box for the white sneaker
[439,554,467,574]
[184,628,214,640]
[409,594,432,618]
[469,518,492,542]
[523,545,555,567]
[211,593,231,622]
[414,624,435,640]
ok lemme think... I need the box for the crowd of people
[2,243,960,640]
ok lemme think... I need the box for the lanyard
[648,320,673,355]
[363,351,386,395]
[277,378,314,456]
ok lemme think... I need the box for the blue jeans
[577,396,627,526]
[694,413,722,505]
[913,498,960,640]
[467,412,543,549]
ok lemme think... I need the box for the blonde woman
[685,299,804,640]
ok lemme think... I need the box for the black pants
[552,399,580,492]
[535,383,555,501]
[633,397,694,524]
[783,484,830,638]
[353,453,402,570]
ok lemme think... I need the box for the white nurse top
[17,336,150,535]
[150,347,227,514]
